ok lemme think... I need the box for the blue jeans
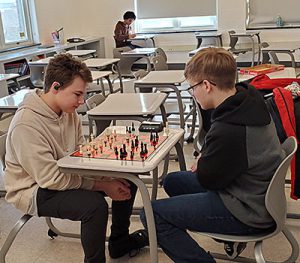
[140,171,263,263]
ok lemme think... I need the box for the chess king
[4,53,149,263]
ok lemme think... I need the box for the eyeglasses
[187,79,216,93]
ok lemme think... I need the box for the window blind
[135,0,216,19]
[247,0,300,28]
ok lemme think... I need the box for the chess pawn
[87,149,92,159]
[132,122,135,132]
[114,147,119,159]
[144,144,148,155]
[130,150,134,161]
[113,129,117,139]
[135,136,139,148]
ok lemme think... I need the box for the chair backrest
[0,131,7,170]
[86,94,105,110]
[155,47,168,62]
[228,30,238,50]
[265,136,297,234]
[152,55,168,71]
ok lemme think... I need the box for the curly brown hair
[44,53,92,93]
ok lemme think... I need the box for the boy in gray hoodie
[4,54,148,263]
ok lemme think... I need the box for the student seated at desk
[140,47,285,262]
[4,54,148,263]
[114,11,140,49]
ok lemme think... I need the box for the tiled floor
[1,116,300,262]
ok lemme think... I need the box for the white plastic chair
[195,136,299,263]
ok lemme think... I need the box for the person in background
[140,47,285,262]
[114,11,140,49]
[4,54,148,263]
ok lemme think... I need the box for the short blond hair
[184,47,236,90]
[44,53,92,93]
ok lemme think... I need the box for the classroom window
[135,0,217,33]
[0,0,34,49]
[136,16,217,33]
[246,0,300,29]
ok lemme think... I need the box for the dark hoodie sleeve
[197,122,248,190]
[114,22,129,42]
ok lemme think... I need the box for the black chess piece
[144,144,148,154]
[135,136,139,148]
[132,122,135,132]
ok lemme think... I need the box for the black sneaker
[108,229,149,259]
[224,242,247,259]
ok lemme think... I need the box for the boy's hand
[190,155,201,173]
[93,179,131,201]
[129,33,136,39]
[190,162,198,173]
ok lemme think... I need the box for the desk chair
[112,47,140,78]
[152,48,168,71]
[28,64,44,88]
[194,136,299,263]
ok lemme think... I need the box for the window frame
[0,0,34,51]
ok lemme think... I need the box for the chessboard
[71,129,168,162]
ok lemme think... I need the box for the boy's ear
[52,82,61,91]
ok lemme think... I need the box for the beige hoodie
[4,89,95,214]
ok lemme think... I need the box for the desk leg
[186,100,197,143]
[114,63,124,93]
[159,104,167,126]
[174,140,186,171]
[146,57,152,72]
[151,167,158,201]
[123,173,158,263]
[104,75,114,95]
[250,37,255,67]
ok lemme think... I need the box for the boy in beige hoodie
[4,54,148,263]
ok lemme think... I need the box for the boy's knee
[163,172,181,196]
[82,192,109,221]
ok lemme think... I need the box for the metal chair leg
[0,214,32,263]
[254,241,265,263]
[282,227,299,263]
[45,217,81,239]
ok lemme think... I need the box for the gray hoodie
[4,89,95,215]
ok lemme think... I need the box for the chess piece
[144,144,148,155]
[79,145,83,155]
[90,133,94,142]
[135,136,139,148]
[114,147,119,159]
[132,122,135,132]
[130,150,134,161]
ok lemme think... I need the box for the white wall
[34,0,300,57]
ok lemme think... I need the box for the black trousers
[37,180,137,263]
